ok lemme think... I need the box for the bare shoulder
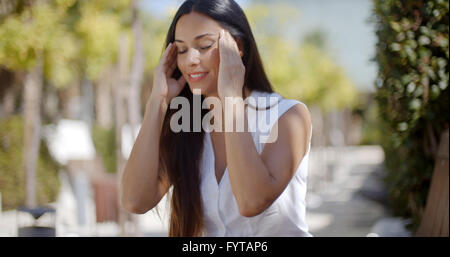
[263,101,312,149]
[276,102,312,171]
[261,101,312,179]
[278,102,312,137]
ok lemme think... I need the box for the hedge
[91,124,117,174]
[0,115,61,211]
[372,0,449,231]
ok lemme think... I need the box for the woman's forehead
[175,12,222,41]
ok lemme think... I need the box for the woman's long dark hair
[159,0,274,237]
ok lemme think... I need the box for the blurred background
[0,0,448,237]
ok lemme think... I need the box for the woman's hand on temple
[217,30,245,101]
[149,43,186,109]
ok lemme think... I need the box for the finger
[164,45,177,67]
[164,48,179,76]
[219,30,230,64]
[220,31,242,68]
[166,59,177,77]
[220,42,235,66]
[163,44,177,67]
[161,46,175,71]
[221,31,236,52]
[218,30,224,53]
[224,33,243,65]
[224,31,240,57]
[161,43,173,62]
[218,30,224,65]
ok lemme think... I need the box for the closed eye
[200,44,213,50]
[178,44,214,55]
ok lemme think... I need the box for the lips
[188,72,209,82]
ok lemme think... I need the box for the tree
[0,0,78,207]
[75,0,127,128]
[128,0,145,138]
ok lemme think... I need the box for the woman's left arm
[224,102,311,217]
[218,30,312,217]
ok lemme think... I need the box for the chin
[189,83,216,97]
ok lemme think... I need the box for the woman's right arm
[120,96,169,214]
[120,43,185,214]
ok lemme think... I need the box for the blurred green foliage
[0,0,79,88]
[140,3,359,113]
[373,0,449,231]
[0,0,133,85]
[141,11,171,80]
[359,99,384,145]
[0,116,61,211]
[91,125,116,174]
[1,1,359,113]
[246,3,358,113]
[76,0,131,81]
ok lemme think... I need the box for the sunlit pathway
[306,146,394,237]
[0,146,402,237]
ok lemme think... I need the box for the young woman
[121,0,313,237]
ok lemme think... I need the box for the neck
[204,88,253,99]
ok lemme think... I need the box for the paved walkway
[306,146,409,237]
[0,145,409,237]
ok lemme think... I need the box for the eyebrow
[174,33,216,43]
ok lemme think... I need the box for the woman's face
[174,12,224,97]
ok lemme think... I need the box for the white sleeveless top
[199,90,313,237]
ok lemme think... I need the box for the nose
[186,48,200,66]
